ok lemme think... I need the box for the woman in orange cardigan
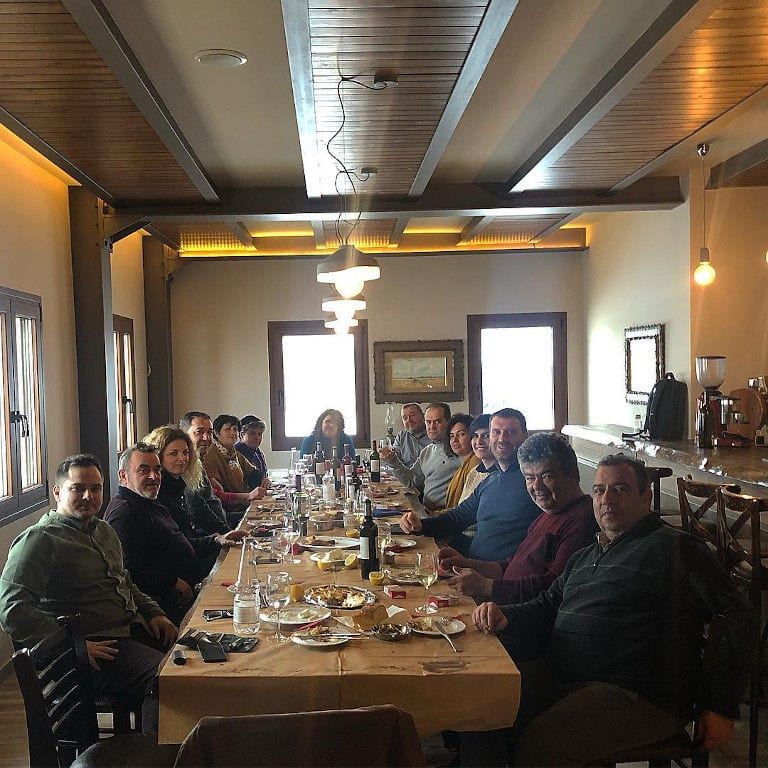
[442,413,479,509]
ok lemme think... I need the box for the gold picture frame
[625,324,665,404]
[373,340,464,403]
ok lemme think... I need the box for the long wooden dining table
[157,479,521,744]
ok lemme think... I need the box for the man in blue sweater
[398,408,541,561]
[473,453,753,766]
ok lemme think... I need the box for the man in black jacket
[474,453,754,766]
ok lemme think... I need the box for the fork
[434,618,460,653]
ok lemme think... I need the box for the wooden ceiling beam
[708,138,768,189]
[502,0,720,195]
[457,216,493,245]
[229,222,255,248]
[389,216,410,246]
[531,213,577,243]
[62,0,219,202]
[408,0,519,197]
[311,220,327,248]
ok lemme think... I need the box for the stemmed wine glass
[265,571,292,642]
[283,518,302,564]
[271,528,292,564]
[415,552,438,614]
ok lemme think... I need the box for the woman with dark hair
[203,414,265,525]
[442,413,479,509]
[299,408,357,459]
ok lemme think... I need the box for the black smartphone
[203,609,233,621]
[198,640,227,663]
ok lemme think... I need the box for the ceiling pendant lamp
[317,243,380,298]
[693,142,716,287]
[321,295,366,320]
[324,317,359,335]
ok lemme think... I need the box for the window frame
[467,312,568,431]
[0,286,48,526]
[113,314,137,453]
[267,319,370,452]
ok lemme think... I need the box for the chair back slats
[677,477,739,550]
[12,616,101,768]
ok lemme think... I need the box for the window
[113,315,137,453]
[467,312,567,431]
[268,320,370,452]
[0,288,47,525]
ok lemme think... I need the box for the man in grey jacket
[392,403,432,466]
[380,402,461,511]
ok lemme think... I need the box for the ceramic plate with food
[290,633,348,648]
[258,605,331,625]
[299,536,359,551]
[409,617,466,636]
[303,584,376,610]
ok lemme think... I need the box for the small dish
[371,623,411,642]
[291,633,348,648]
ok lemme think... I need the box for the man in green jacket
[0,453,177,735]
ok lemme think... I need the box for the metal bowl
[371,623,411,642]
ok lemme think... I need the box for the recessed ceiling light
[193,49,247,69]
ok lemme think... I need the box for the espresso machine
[695,356,748,447]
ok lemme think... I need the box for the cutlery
[293,632,370,641]
[434,619,460,653]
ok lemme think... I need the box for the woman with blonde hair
[144,425,243,568]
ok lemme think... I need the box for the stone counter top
[562,423,768,496]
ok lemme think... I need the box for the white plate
[389,537,417,549]
[258,605,331,625]
[290,634,348,648]
[309,552,350,564]
[304,584,376,610]
[299,536,359,551]
[409,617,466,636]
[383,568,421,585]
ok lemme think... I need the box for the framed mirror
[625,324,665,404]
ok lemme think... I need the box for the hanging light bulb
[694,246,716,286]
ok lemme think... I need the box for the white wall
[0,138,79,662]
[584,205,691,429]
[111,232,150,438]
[170,249,586,467]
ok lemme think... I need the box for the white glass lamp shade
[695,356,726,389]
[321,296,366,321]
[317,244,380,298]
[324,317,358,335]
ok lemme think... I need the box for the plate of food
[383,567,422,585]
[258,604,331,625]
[389,537,417,549]
[409,617,466,636]
[304,584,376,610]
[368,485,398,498]
[290,633,349,648]
[299,536,359,551]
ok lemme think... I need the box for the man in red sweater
[440,432,597,602]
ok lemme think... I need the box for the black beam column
[68,187,118,495]
[142,236,174,427]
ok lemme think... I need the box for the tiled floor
[1,670,765,767]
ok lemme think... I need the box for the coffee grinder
[695,355,747,447]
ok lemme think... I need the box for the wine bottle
[370,440,381,483]
[358,499,379,579]
[314,442,325,484]
[342,443,353,481]
[331,447,342,492]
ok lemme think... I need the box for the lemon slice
[345,528,360,538]
[316,559,334,571]
[368,571,384,585]
[344,553,358,569]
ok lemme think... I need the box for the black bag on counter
[642,372,688,440]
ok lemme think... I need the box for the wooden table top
[157,480,520,743]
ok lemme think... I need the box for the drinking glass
[271,528,292,564]
[265,572,292,642]
[415,552,438,614]
[284,525,301,564]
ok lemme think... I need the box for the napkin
[341,605,411,631]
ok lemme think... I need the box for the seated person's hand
[437,546,467,572]
[217,530,246,545]
[446,567,493,599]
[695,710,734,750]
[85,639,118,670]
[399,510,423,534]
[247,486,266,501]
[173,577,194,604]
[261,478,272,489]
[473,601,508,634]
[148,615,179,648]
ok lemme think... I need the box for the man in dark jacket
[474,453,754,766]
[104,443,212,625]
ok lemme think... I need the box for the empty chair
[677,477,738,551]
[716,486,768,768]
[173,705,426,767]
[11,615,177,768]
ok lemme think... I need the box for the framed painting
[625,324,665,404]
[373,340,464,403]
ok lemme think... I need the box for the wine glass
[284,522,301,564]
[265,572,292,642]
[271,528,292,564]
[415,552,438,614]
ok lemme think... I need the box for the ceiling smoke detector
[193,49,248,69]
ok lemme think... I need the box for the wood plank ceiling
[0,1,768,257]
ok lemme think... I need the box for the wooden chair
[647,466,673,516]
[676,477,739,551]
[716,487,768,768]
[11,616,177,768]
[173,705,427,767]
